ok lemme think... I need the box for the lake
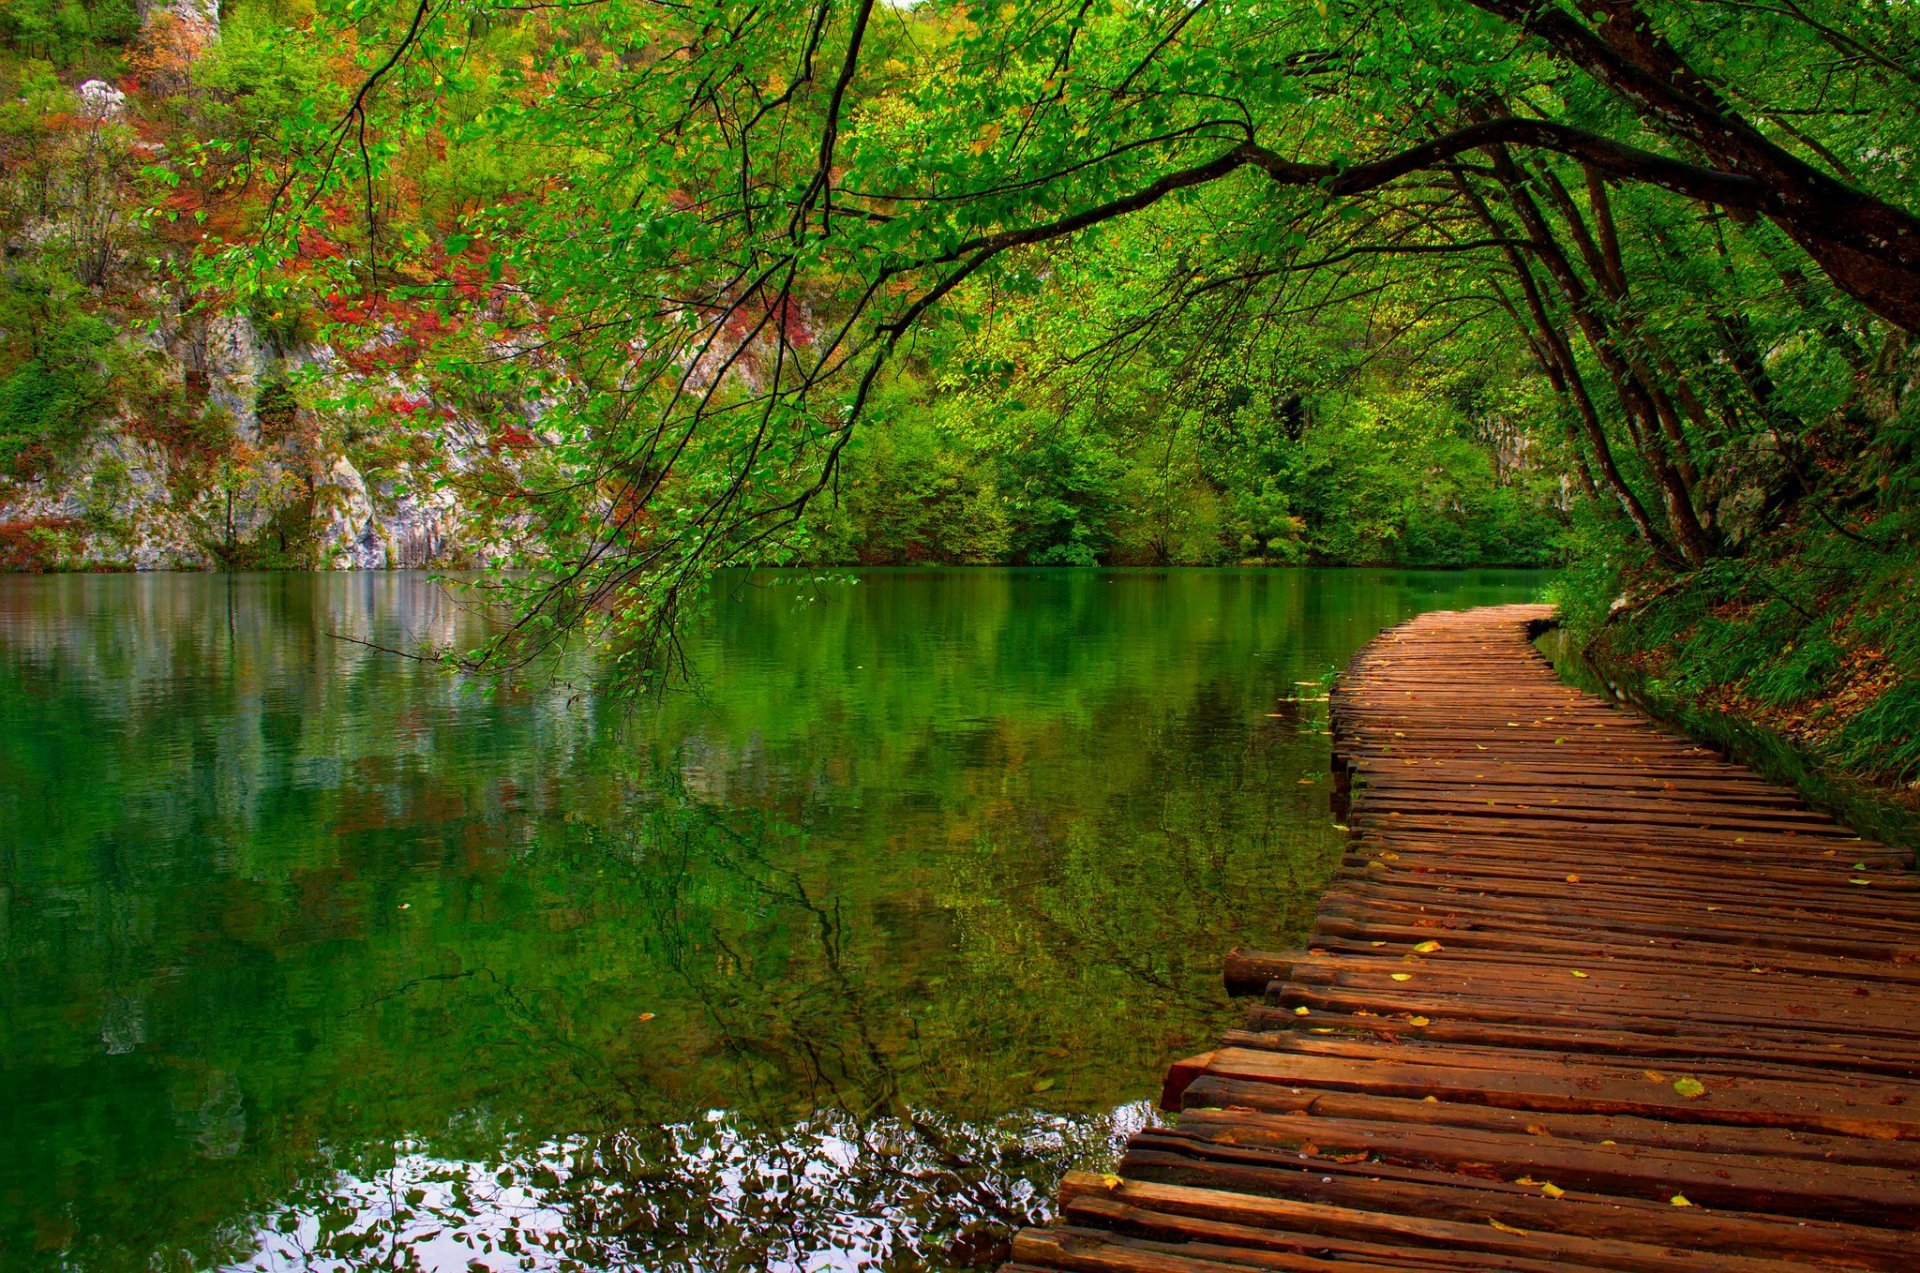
[0,567,1547,1271]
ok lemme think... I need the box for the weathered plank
[1007,603,1920,1272]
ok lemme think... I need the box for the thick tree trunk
[1471,0,1920,333]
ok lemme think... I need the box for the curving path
[1006,603,1920,1272]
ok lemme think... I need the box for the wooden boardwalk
[1007,603,1920,1272]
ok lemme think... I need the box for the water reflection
[226,1106,1153,1273]
[0,568,1546,1270]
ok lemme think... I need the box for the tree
[236,0,1920,677]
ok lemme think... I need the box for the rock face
[76,80,127,122]
[205,312,268,441]
[0,308,537,572]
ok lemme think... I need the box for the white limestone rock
[76,80,127,122]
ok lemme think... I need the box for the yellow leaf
[1541,1183,1566,1199]
[1673,1076,1707,1099]
[1391,972,1413,981]
[1413,940,1442,953]
[1408,1015,1431,1026]
[1422,1095,1438,1102]
[1670,1194,1694,1207]
[1565,873,1580,883]
[1292,1006,1311,1016]
[1487,1218,1528,1235]
[1099,1173,1123,1190]
[1570,970,1589,978]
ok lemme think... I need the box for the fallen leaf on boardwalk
[1332,1152,1369,1164]
[1413,940,1443,953]
[1391,973,1413,981]
[1408,1016,1431,1026]
[1524,1124,1549,1136]
[1854,862,1868,870]
[1422,1095,1438,1103]
[1293,1006,1311,1015]
[1642,1070,1668,1082]
[1670,1194,1695,1207]
[1565,873,1580,883]
[1850,877,1872,885]
[1673,1076,1707,1099]
[1570,970,1589,978]
[1541,1183,1566,1199]
[1487,1219,1528,1235]
[1099,1174,1123,1190]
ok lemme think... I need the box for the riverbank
[1552,510,1920,854]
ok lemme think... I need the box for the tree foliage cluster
[181,0,1915,686]
[3,0,1570,579]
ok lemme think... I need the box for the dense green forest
[3,0,1918,789]
[0,0,1565,578]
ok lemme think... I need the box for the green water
[0,567,1547,1271]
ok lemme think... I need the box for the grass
[1561,501,1920,853]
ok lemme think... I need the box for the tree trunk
[1471,0,1920,333]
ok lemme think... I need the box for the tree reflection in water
[229,1107,1154,1272]
[0,569,1547,1271]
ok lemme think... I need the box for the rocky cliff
[1,2,540,571]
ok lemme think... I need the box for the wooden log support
[1006,604,1920,1273]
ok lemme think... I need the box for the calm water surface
[0,568,1547,1271]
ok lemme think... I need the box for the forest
[2,0,1918,790]
[7,4,1920,1269]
